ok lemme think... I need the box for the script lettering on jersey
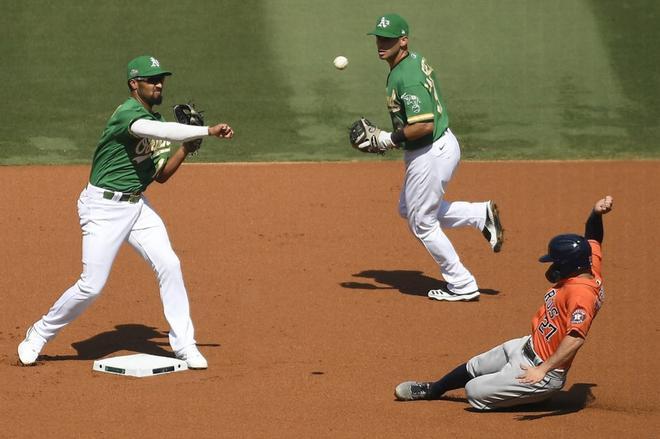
[420,58,443,115]
[387,89,404,131]
[133,138,171,164]
[387,89,401,113]
[543,289,559,318]
[537,289,559,341]
[595,279,605,311]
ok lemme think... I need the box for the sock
[429,363,471,399]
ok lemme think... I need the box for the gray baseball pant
[465,336,566,410]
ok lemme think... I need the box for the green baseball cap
[367,13,409,38]
[126,55,172,80]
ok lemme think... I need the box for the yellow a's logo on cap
[150,57,160,67]
[378,17,390,28]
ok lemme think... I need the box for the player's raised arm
[593,196,614,215]
[584,196,613,243]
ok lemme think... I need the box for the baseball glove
[173,103,205,153]
[348,118,387,154]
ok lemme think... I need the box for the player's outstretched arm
[131,119,234,142]
[585,196,613,243]
[155,124,235,184]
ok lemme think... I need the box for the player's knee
[464,382,492,411]
[157,253,182,275]
[465,356,484,378]
[408,214,437,238]
[76,277,106,297]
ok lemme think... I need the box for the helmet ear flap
[541,234,592,283]
[545,263,562,283]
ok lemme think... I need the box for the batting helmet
[539,234,592,283]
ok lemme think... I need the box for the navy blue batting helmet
[539,234,592,283]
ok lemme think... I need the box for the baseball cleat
[428,289,480,302]
[395,381,432,401]
[482,201,504,253]
[176,345,208,369]
[17,326,46,366]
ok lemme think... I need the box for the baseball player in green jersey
[17,55,233,369]
[366,14,503,301]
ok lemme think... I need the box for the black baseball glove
[348,118,388,154]
[173,103,205,154]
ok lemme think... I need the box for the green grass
[1,0,658,164]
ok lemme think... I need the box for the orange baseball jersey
[531,240,605,369]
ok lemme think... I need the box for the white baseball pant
[31,183,196,354]
[398,129,488,294]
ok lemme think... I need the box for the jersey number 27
[537,316,558,341]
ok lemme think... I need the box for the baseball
[333,56,348,70]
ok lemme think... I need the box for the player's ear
[128,79,139,92]
[399,36,409,50]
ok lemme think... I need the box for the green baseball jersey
[89,97,172,193]
[386,52,449,150]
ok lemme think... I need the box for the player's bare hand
[593,196,613,215]
[208,123,234,139]
[517,364,547,384]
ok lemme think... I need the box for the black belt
[102,190,142,203]
[523,338,543,366]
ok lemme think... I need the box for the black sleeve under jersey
[584,210,604,243]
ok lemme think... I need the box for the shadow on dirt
[459,383,597,419]
[38,323,220,361]
[340,269,500,297]
[509,383,597,420]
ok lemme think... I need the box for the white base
[93,353,188,377]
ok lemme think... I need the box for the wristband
[391,129,407,145]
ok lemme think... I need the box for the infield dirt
[1,162,658,438]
